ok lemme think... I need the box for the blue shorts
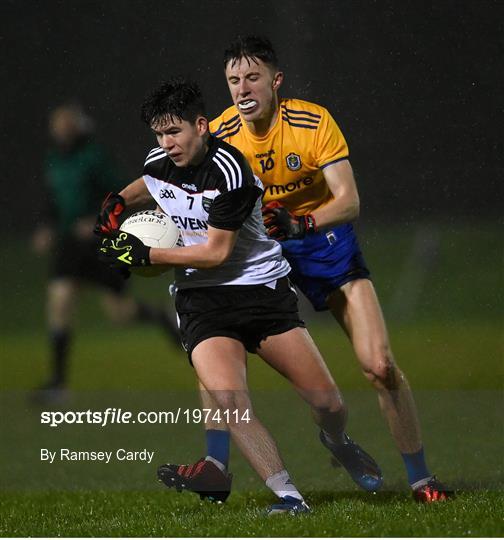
[281,223,370,311]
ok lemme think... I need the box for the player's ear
[272,71,284,91]
[195,116,208,136]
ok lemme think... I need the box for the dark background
[1,0,501,231]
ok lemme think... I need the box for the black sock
[50,329,71,387]
[318,407,347,446]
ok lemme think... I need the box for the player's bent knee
[303,387,345,412]
[363,356,402,391]
[209,390,253,422]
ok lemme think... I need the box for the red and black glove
[98,231,151,269]
[94,192,126,235]
[262,201,317,240]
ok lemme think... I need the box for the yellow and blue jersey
[210,99,369,310]
[210,98,349,216]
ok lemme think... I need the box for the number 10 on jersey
[259,157,274,174]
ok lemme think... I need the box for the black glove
[98,231,151,269]
[262,201,317,240]
[94,192,126,235]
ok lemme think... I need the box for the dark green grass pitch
[1,223,503,536]
[1,490,502,537]
[1,326,503,537]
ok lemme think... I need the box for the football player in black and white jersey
[96,80,381,514]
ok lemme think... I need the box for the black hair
[140,78,206,127]
[223,35,279,70]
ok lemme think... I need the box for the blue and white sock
[266,470,303,501]
[401,446,431,486]
[205,429,230,471]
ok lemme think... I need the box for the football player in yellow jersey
[173,36,453,503]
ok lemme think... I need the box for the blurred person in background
[32,103,179,402]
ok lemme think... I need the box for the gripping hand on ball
[261,201,317,240]
[94,192,126,235]
[98,231,151,269]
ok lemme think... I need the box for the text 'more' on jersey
[141,135,290,289]
[210,98,349,216]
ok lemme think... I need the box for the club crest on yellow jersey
[210,98,349,215]
[286,153,302,171]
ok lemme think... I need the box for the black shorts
[50,235,126,294]
[175,277,305,363]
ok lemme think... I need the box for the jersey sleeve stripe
[213,117,241,132]
[213,121,242,137]
[147,147,164,157]
[212,114,241,135]
[144,152,167,166]
[216,148,243,189]
[220,113,240,127]
[282,113,320,124]
[281,109,320,124]
[281,116,318,129]
[215,124,243,139]
[320,156,349,169]
[281,105,322,119]
[212,154,235,191]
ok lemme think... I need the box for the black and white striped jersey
[142,136,290,288]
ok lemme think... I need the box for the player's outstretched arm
[98,226,238,271]
[119,177,155,207]
[312,160,360,228]
[150,226,239,269]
